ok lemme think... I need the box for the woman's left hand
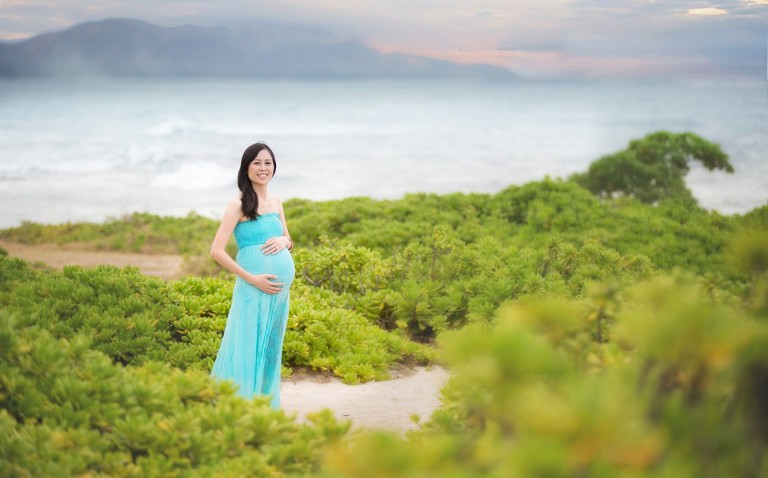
[261,236,290,255]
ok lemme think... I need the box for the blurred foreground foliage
[1,131,767,476]
[322,251,768,477]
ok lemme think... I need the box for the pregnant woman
[209,142,295,408]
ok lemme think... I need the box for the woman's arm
[279,200,293,251]
[261,198,293,254]
[210,197,283,294]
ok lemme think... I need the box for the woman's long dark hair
[237,142,276,220]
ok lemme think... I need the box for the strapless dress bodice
[233,212,284,249]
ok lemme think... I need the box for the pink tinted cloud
[370,41,728,78]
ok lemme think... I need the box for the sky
[0,0,766,78]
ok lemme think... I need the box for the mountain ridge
[0,18,516,79]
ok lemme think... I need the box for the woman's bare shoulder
[224,196,244,217]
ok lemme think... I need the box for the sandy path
[0,240,185,280]
[282,366,450,433]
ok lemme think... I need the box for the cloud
[495,0,766,77]
[688,7,728,15]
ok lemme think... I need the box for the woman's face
[247,149,275,186]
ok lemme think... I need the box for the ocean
[0,77,766,228]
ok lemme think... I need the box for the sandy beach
[1,240,450,433]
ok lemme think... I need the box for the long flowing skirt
[210,245,295,408]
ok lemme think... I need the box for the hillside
[0,18,515,79]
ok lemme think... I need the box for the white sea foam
[150,161,234,190]
[146,117,196,136]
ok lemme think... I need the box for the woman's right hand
[247,274,283,294]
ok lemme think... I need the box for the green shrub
[571,131,733,203]
[285,284,436,383]
[0,261,176,366]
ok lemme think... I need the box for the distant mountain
[0,18,515,79]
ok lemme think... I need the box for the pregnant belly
[236,246,295,286]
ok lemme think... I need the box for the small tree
[571,131,734,204]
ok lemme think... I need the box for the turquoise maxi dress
[210,212,295,408]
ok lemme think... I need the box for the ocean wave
[146,117,196,136]
[149,161,234,190]
[144,117,380,138]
